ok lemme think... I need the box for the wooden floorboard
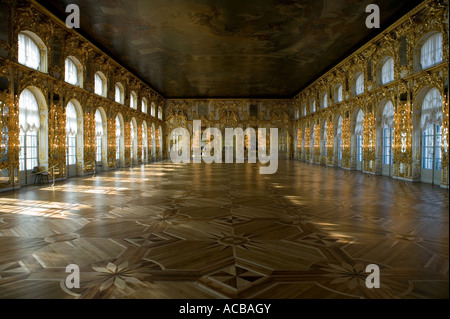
[0,161,448,299]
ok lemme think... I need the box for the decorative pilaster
[363,112,376,172]
[393,101,413,179]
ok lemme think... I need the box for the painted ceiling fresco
[37,0,425,98]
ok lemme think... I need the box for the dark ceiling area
[36,0,425,99]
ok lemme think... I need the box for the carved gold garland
[363,112,376,172]
[393,102,413,178]
[341,117,351,168]
[0,0,449,189]
[0,94,20,178]
[107,116,116,169]
[313,123,320,162]
[326,120,334,165]
[49,102,66,177]
[83,110,96,172]
[442,96,449,183]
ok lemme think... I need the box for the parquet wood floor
[0,161,448,299]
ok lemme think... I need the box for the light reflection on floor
[0,161,448,299]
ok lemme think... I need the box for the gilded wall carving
[0,0,165,189]
[293,0,449,186]
[0,0,449,190]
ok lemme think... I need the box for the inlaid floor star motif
[0,161,447,299]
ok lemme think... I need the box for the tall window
[95,110,103,163]
[130,121,136,160]
[115,116,121,161]
[142,98,148,114]
[337,117,342,160]
[311,100,316,113]
[151,125,156,158]
[130,92,137,109]
[322,93,328,109]
[142,123,148,162]
[381,101,394,165]
[355,110,364,162]
[151,103,156,117]
[65,58,78,85]
[66,102,77,166]
[18,32,42,71]
[355,74,364,95]
[421,88,443,170]
[420,33,443,69]
[336,84,343,103]
[422,125,442,170]
[158,107,163,120]
[302,105,307,116]
[115,83,124,104]
[19,89,40,171]
[323,122,327,157]
[94,72,106,97]
[381,57,394,84]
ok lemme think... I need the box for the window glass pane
[356,74,364,95]
[381,57,394,84]
[19,89,40,132]
[96,136,102,162]
[337,85,343,102]
[95,110,103,136]
[338,139,342,160]
[422,125,434,170]
[65,58,78,85]
[115,85,122,103]
[18,33,40,70]
[421,33,443,69]
[94,73,104,96]
[356,135,362,162]
[130,93,137,109]
[421,88,442,131]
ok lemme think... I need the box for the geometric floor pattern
[0,161,448,299]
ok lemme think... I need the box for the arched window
[381,101,394,168]
[420,33,443,69]
[94,72,107,97]
[130,91,137,109]
[66,102,78,167]
[142,98,148,114]
[18,32,47,72]
[335,84,343,103]
[65,56,83,87]
[95,109,104,163]
[421,88,442,176]
[322,93,328,109]
[302,105,306,117]
[381,57,394,84]
[295,109,299,119]
[355,73,364,96]
[355,110,364,163]
[311,100,316,113]
[115,83,124,104]
[151,102,156,117]
[19,89,40,172]
[158,106,163,120]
